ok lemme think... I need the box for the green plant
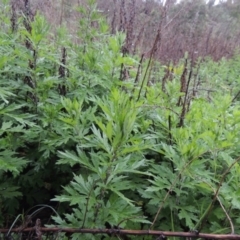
[2,1,240,239]
[52,89,151,238]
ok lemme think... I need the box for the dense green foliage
[1,0,240,239]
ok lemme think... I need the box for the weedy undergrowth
[1,1,240,239]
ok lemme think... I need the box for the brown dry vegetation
[10,0,240,63]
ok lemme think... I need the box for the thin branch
[201,181,234,234]
[231,90,240,103]
[198,156,240,232]
[82,181,96,228]
[1,227,240,239]
[217,195,234,234]
[136,5,167,101]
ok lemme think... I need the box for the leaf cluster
[1,1,240,239]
